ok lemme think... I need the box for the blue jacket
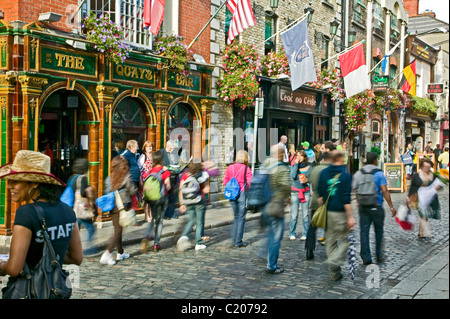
[121,150,140,183]
[317,165,351,212]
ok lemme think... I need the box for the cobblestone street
[69,187,449,300]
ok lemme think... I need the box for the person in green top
[305,140,335,260]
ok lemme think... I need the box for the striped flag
[227,0,256,45]
[144,0,165,35]
[399,59,416,96]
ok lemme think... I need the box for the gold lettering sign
[115,64,153,81]
[54,53,85,70]
[175,74,194,88]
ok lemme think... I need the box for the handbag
[1,204,72,299]
[60,175,78,207]
[267,198,285,218]
[73,176,94,220]
[96,191,115,212]
[115,190,136,228]
[311,173,341,228]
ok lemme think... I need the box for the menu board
[384,163,404,192]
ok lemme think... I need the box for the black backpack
[2,204,72,299]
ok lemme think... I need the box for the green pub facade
[0,20,216,239]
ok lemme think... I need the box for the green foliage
[216,43,261,110]
[370,146,381,157]
[153,34,193,76]
[411,95,438,114]
[82,12,131,64]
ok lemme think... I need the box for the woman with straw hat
[0,150,83,285]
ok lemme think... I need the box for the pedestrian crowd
[0,136,448,299]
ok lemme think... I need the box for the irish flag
[338,43,371,98]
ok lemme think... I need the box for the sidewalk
[382,245,449,299]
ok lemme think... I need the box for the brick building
[0,0,217,241]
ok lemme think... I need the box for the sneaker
[100,251,116,265]
[153,244,162,252]
[195,244,206,250]
[318,237,325,242]
[141,238,149,253]
[266,267,284,274]
[289,236,296,240]
[300,236,307,241]
[116,252,130,261]
[177,236,190,251]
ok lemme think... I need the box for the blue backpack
[247,163,285,207]
[224,165,245,200]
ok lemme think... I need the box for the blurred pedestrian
[141,150,171,252]
[424,141,433,154]
[288,144,296,166]
[138,140,154,222]
[318,150,355,281]
[121,140,141,190]
[408,158,443,238]
[113,140,125,158]
[438,147,449,170]
[305,140,336,260]
[177,162,210,251]
[160,140,179,219]
[352,152,396,265]
[101,156,138,265]
[278,135,289,163]
[301,141,316,165]
[288,150,312,241]
[0,151,82,286]
[68,158,98,255]
[223,150,253,247]
[260,145,291,274]
[313,140,322,163]
[404,143,416,179]
[433,144,443,167]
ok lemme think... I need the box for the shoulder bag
[2,204,72,299]
[73,176,94,220]
[115,190,136,228]
[311,173,341,228]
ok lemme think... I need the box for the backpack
[246,162,285,207]
[224,165,245,200]
[143,169,166,203]
[357,167,382,206]
[180,175,202,205]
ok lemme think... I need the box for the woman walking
[408,158,443,238]
[0,150,83,296]
[138,140,154,222]
[223,150,253,248]
[289,150,312,241]
[68,158,98,255]
[100,156,138,265]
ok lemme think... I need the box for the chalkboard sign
[384,163,404,192]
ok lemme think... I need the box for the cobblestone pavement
[68,186,449,300]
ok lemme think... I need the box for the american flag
[227,0,256,45]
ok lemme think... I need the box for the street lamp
[253,0,279,17]
[329,17,340,39]
[304,5,315,24]
[348,27,357,44]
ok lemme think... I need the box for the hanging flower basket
[82,12,131,64]
[307,68,346,101]
[374,89,412,112]
[260,49,290,78]
[216,43,261,110]
[153,34,193,76]
[343,89,376,131]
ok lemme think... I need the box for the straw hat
[0,150,65,186]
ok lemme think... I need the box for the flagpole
[368,33,410,75]
[187,0,229,50]
[256,13,309,47]
[317,40,365,67]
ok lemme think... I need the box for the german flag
[399,59,416,96]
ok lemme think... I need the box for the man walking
[305,140,335,260]
[317,150,355,281]
[261,144,291,274]
[278,135,289,163]
[352,152,396,265]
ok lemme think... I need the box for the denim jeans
[181,200,206,245]
[261,206,285,271]
[146,199,168,245]
[230,192,247,247]
[78,218,97,254]
[405,164,413,176]
[359,205,385,263]
[289,191,311,238]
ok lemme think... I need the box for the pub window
[373,1,384,30]
[372,57,381,76]
[372,120,381,135]
[82,0,152,48]
[389,65,397,88]
[353,0,366,24]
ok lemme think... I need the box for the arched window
[112,97,146,147]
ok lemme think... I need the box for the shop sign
[427,83,444,94]
[40,46,97,78]
[279,88,316,113]
[167,72,201,93]
[372,75,389,92]
[112,62,156,86]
